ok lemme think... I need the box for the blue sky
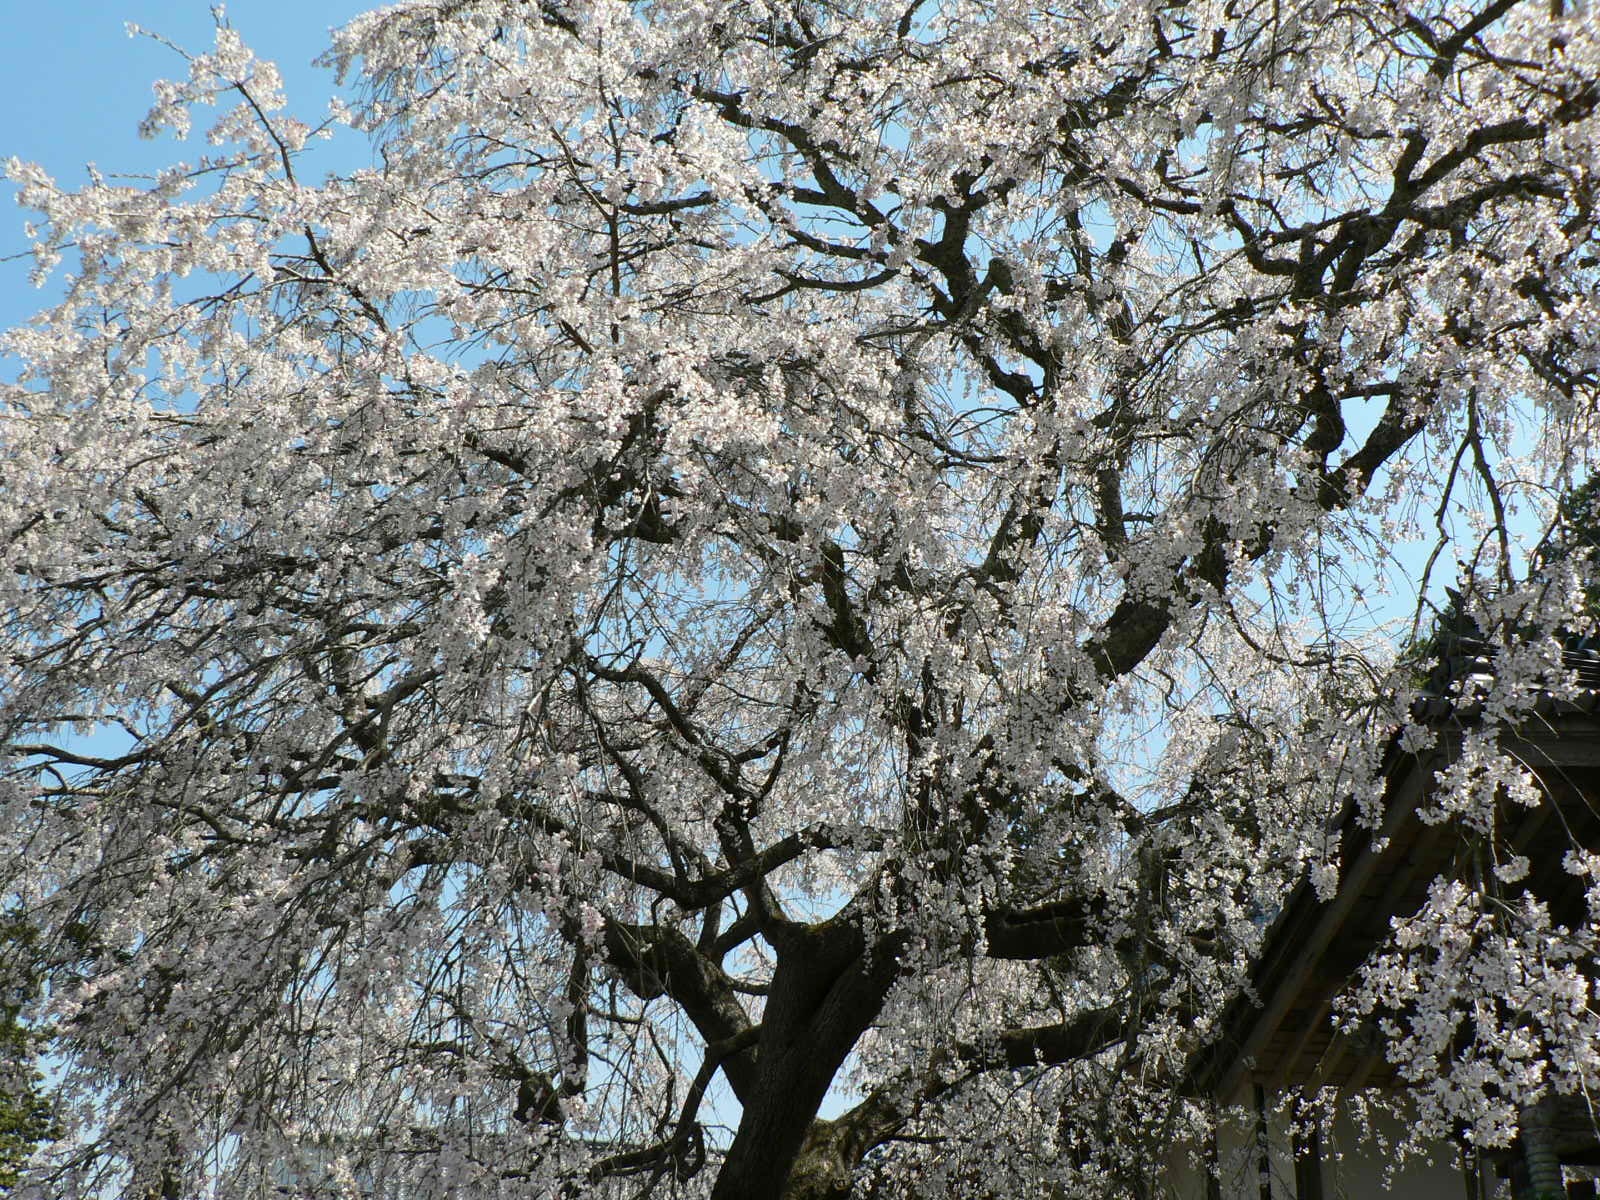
[0,0,1517,638]
[0,0,375,331]
[0,2,378,756]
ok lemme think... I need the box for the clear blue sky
[0,0,375,331]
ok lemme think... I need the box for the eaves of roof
[1184,668,1600,1102]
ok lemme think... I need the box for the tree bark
[711,920,903,1200]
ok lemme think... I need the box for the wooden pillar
[1255,1084,1273,1200]
[1207,1110,1223,1200]
[1292,1118,1324,1200]
[1459,1142,1488,1200]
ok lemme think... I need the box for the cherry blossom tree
[2,0,1598,1197]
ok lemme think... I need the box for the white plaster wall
[1160,1088,1494,1199]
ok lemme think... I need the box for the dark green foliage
[1539,473,1600,588]
[1404,476,1600,695]
[1403,584,1492,695]
[0,916,55,1192]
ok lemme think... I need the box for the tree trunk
[710,921,901,1200]
[782,1121,863,1200]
